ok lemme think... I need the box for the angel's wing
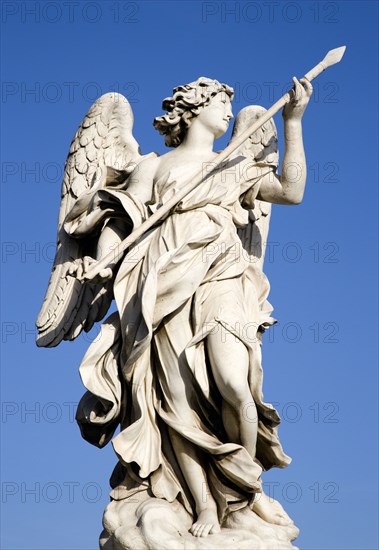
[37,93,149,348]
[230,105,279,270]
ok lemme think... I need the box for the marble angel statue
[36,75,312,546]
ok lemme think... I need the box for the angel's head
[153,77,234,147]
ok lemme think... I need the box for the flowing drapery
[68,157,291,518]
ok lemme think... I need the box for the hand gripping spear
[83,46,346,281]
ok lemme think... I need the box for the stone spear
[84,46,346,280]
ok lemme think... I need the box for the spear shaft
[84,46,345,280]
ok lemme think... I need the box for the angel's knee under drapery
[76,265,290,518]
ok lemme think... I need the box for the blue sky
[1,1,378,549]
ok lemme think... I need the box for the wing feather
[37,93,146,348]
[230,105,279,270]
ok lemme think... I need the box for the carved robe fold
[65,156,291,518]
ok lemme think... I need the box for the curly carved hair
[153,77,234,148]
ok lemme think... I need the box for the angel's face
[195,92,233,139]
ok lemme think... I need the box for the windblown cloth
[66,156,291,518]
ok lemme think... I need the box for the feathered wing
[37,93,150,348]
[230,105,279,270]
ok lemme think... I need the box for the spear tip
[323,46,346,68]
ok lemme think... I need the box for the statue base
[100,489,299,550]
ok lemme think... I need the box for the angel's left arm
[256,77,313,206]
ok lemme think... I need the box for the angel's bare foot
[190,507,221,537]
[252,491,293,526]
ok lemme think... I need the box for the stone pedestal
[100,490,299,550]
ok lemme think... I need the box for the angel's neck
[180,126,215,155]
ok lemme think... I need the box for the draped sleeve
[64,187,149,238]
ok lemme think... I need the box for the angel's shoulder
[133,154,160,178]
[128,155,160,187]
[126,155,160,203]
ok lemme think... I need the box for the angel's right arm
[94,219,129,270]
[88,157,158,273]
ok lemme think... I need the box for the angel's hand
[67,256,113,284]
[282,77,313,121]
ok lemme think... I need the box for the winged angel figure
[37,76,312,541]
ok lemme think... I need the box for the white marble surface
[37,75,316,544]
